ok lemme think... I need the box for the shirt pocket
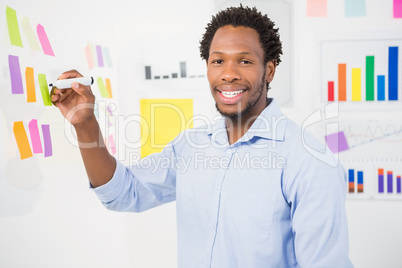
[220,169,280,244]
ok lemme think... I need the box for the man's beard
[215,74,267,122]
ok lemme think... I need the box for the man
[51,5,353,268]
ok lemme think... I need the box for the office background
[1,0,401,267]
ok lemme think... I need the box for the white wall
[1,0,402,267]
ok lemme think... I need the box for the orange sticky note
[13,121,33,160]
[105,78,112,98]
[26,67,36,102]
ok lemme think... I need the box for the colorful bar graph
[397,176,401,193]
[338,63,347,101]
[388,171,393,193]
[388,47,398,100]
[377,75,385,100]
[378,168,384,193]
[348,169,355,193]
[366,56,375,101]
[352,68,361,101]
[357,171,364,193]
[328,81,334,101]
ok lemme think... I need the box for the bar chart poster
[321,39,402,107]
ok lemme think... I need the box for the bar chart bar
[377,75,385,100]
[378,168,384,193]
[357,171,364,193]
[348,169,355,193]
[145,66,152,80]
[172,73,178,78]
[180,62,187,78]
[397,176,401,194]
[338,63,347,101]
[388,47,398,100]
[366,56,375,101]
[328,81,334,101]
[387,171,393,193]
[352,68,361,101]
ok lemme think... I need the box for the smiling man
[51,5,353,268]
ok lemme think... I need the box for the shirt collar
[207,98,287,144]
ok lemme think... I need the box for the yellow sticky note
[13,121,33,160]
[6,6,23,47]
[140,99,193,157]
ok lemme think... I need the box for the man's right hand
[50,69,96,127]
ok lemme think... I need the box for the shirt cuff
[90,160,127,203]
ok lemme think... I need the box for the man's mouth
[218,90,245,99]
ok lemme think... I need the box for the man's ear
[265,60,276,83]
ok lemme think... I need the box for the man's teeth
[221,90,244,98]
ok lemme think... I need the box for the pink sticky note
[41,124,52,157]
[394,0,402,18]
[85,44,94,70]
[37,24,55,56]
[8,55,24,94]
[307,0,327,17]
[28,119,43,154]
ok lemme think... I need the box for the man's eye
[240,60,252,64]
[212,59,223,64]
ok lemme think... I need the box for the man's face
[207,25,275,121]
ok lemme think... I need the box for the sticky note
[96,45,104,67]
[21,17,41,52]
[103,47,112,67]
[325,131,349,153]
[41,124,52,157]
[307,0,327,17]
[28,119,43,154]
[8,55,24,94]
[38,73,52,106]
[6,6,23,47]
[140,99,193,157]
[26,67,36,102]
[85,44,94,70]
[13,121,33,160]
[394,0,402,18]
[37,24,55,56]
[345,0,366,17]
[96,77,109,98]
[105,78,113,98]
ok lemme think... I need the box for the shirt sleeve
[91,142,177,212]
[283,151,354,268]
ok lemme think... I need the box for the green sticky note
[38,73,52,106]
[97,77,109,98]
[6,6,23,47]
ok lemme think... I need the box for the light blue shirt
[93,99,353,268]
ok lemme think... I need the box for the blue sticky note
[345,0,367,17]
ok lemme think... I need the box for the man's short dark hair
[199,5,283,66]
